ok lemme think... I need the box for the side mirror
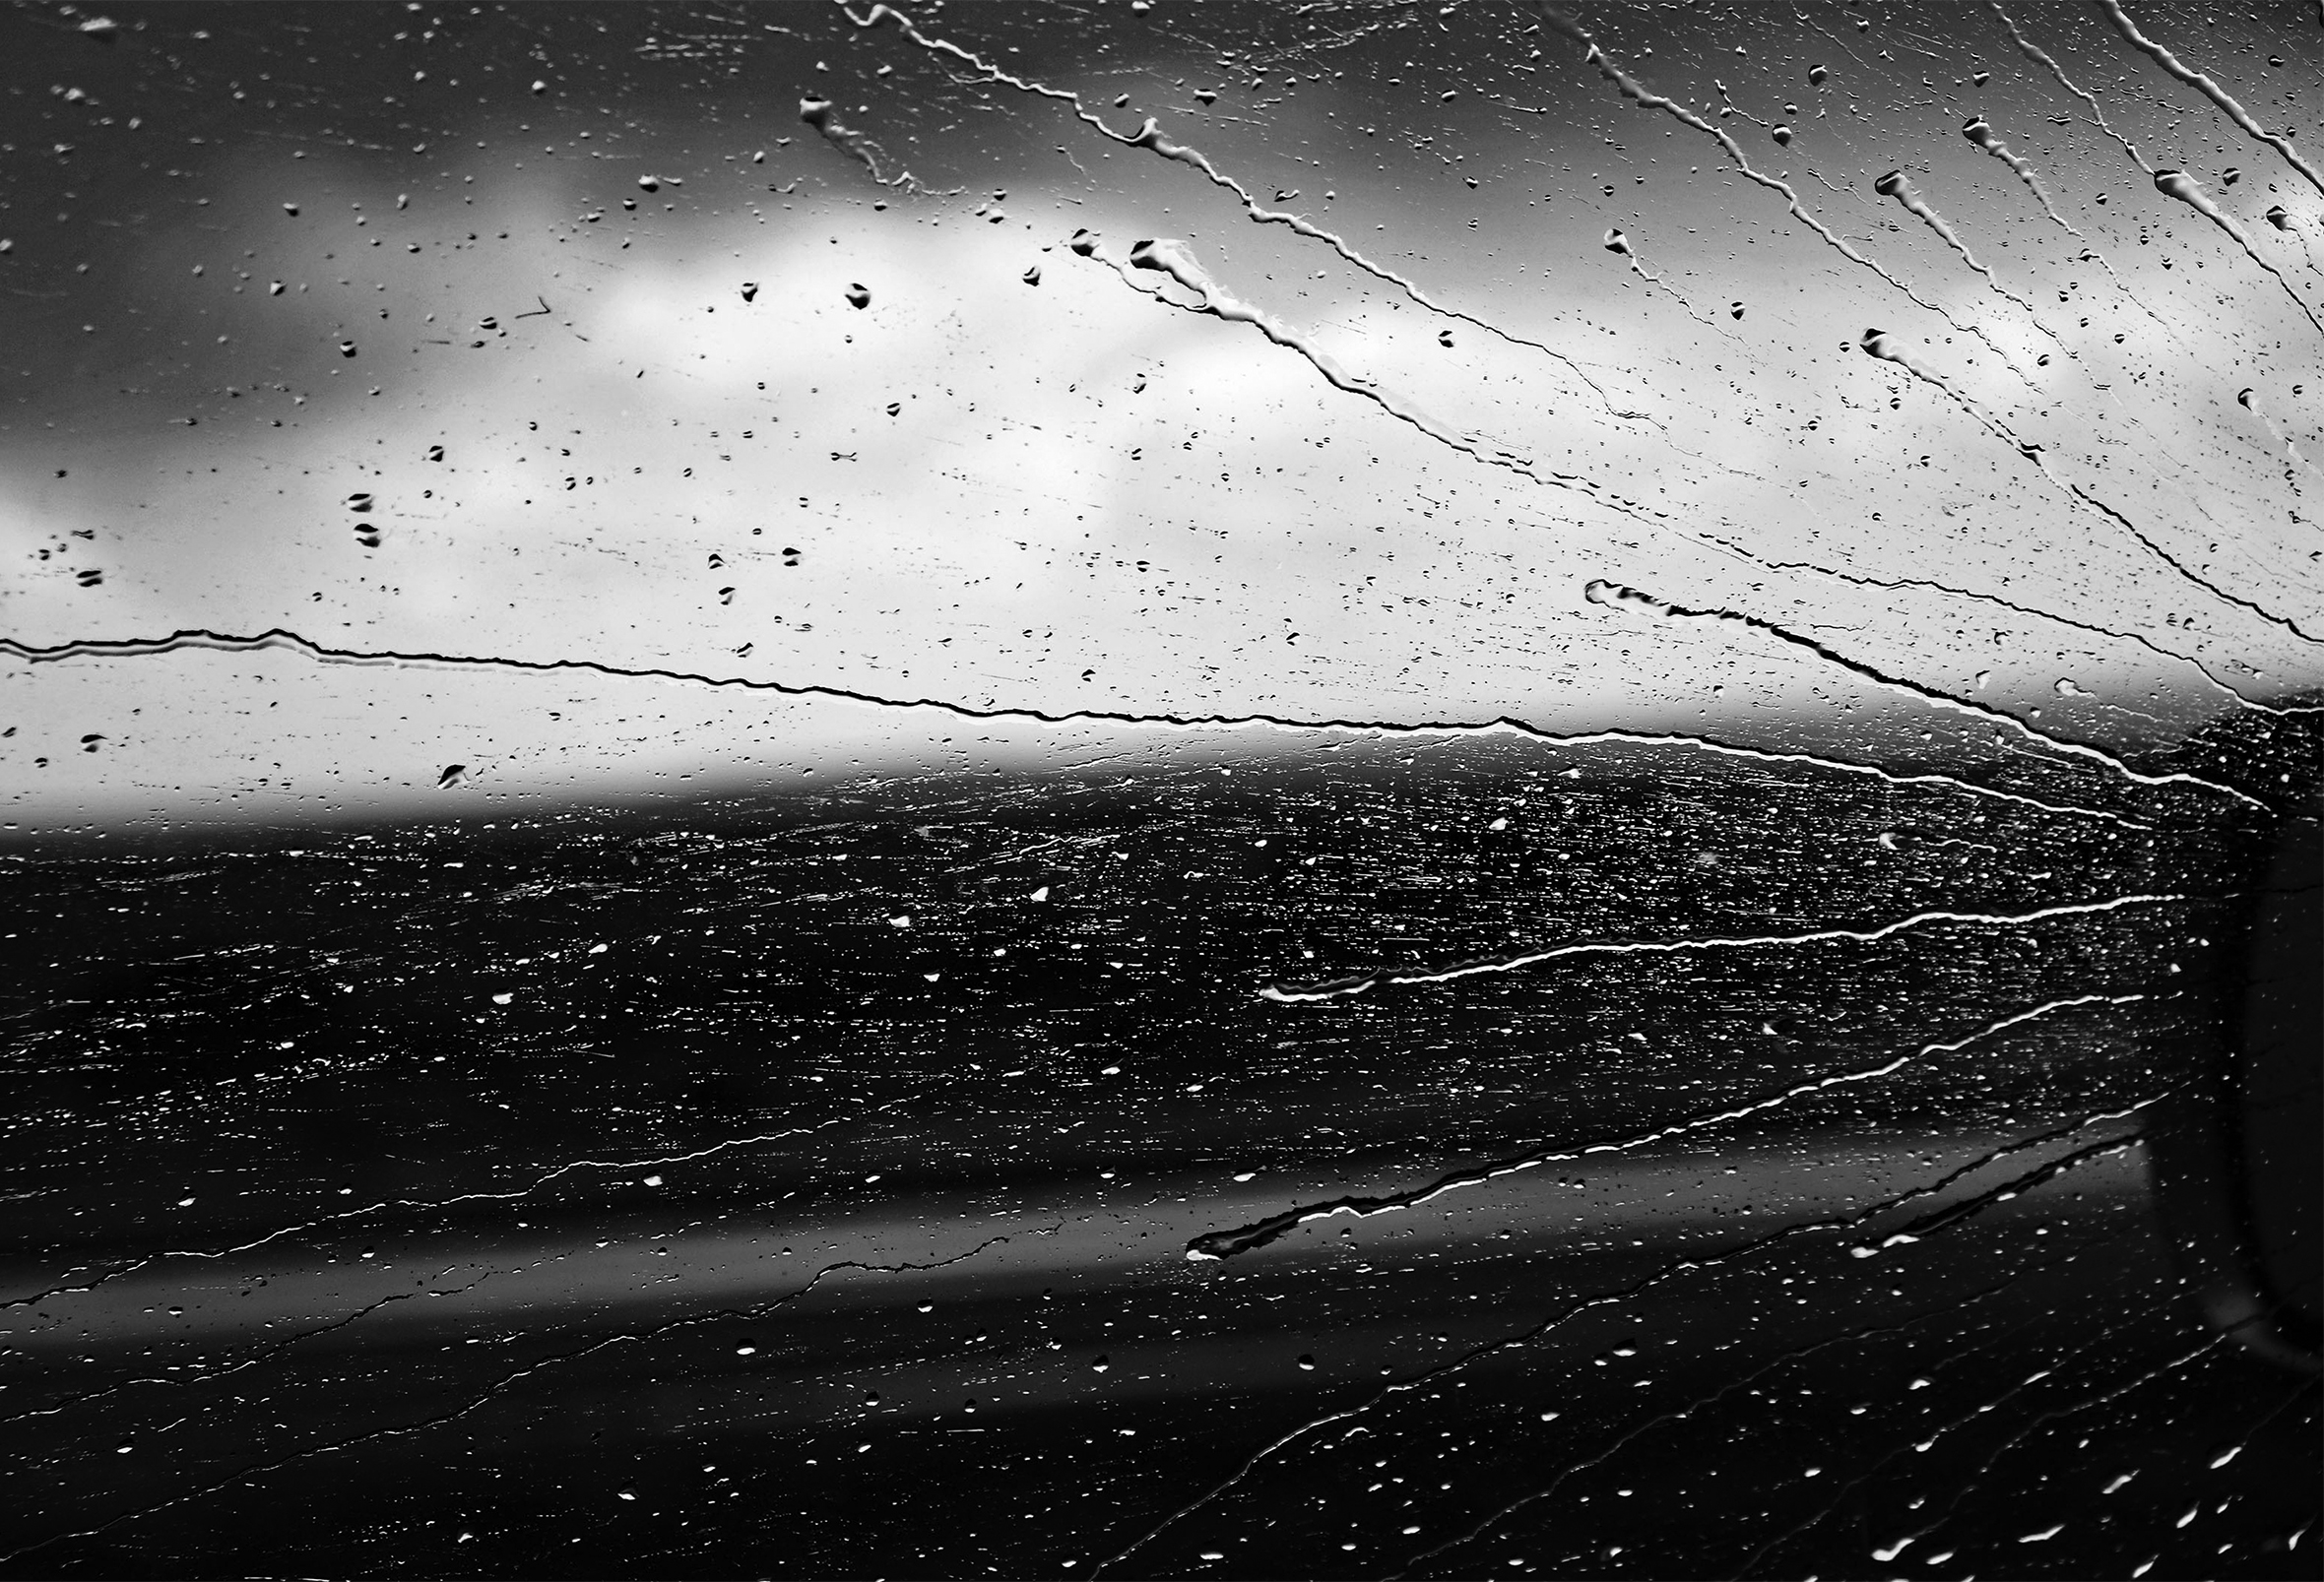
[2233,814,2320,1363]
[2145,812,2320,1372]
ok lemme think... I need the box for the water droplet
[740,281,757,302]
[1068,229,1098,256]
[531,79,548,95]
[2222,166,2240,186]
[616,1487,637,1502]
[426,444,444,461]
[1584,578,1673,616]
[2238,388,2254,408]
[338,341,357,357]
[1091,1356,1109,1370]
[269,281,284,295]
[76,568,101,587]
[282,202,299,217]
[1022,264,1041,285]
[845,283,872,308]
[436,764,466,788]
[1808,63,1828,84]
[887,914,911,927]
[79,15,118,38]
[490,991,514,1005]
[637,174,660,192]
[1772,125,1792,146]
[346,491,374,513]
[1602,227,1630,254]
[1297,1355,1316,1369]
[1972,69,1990,86]
[2265,204,2292,230]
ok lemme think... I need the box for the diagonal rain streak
[2097,0,2324,197]
[837,0,1649,422]
[1256,898,2180,1005]
[1101,1054,2163,1575]
[1871,167,2059,332]
[830,0,2307,710]
[1075,226,2312,774]
[2149,167,2324,337]
[1540,6,2042,385]
[1962,115,2081,234]
[1198,996,2150,1254]
[1853,331,2323,642]
[1582,577,2281,802]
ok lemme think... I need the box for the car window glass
[3,3,2316,1576]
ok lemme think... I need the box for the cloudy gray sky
[4,0,2320,832]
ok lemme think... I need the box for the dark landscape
[2,727,2313,1576]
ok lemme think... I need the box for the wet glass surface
[1,2,2317,1576]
